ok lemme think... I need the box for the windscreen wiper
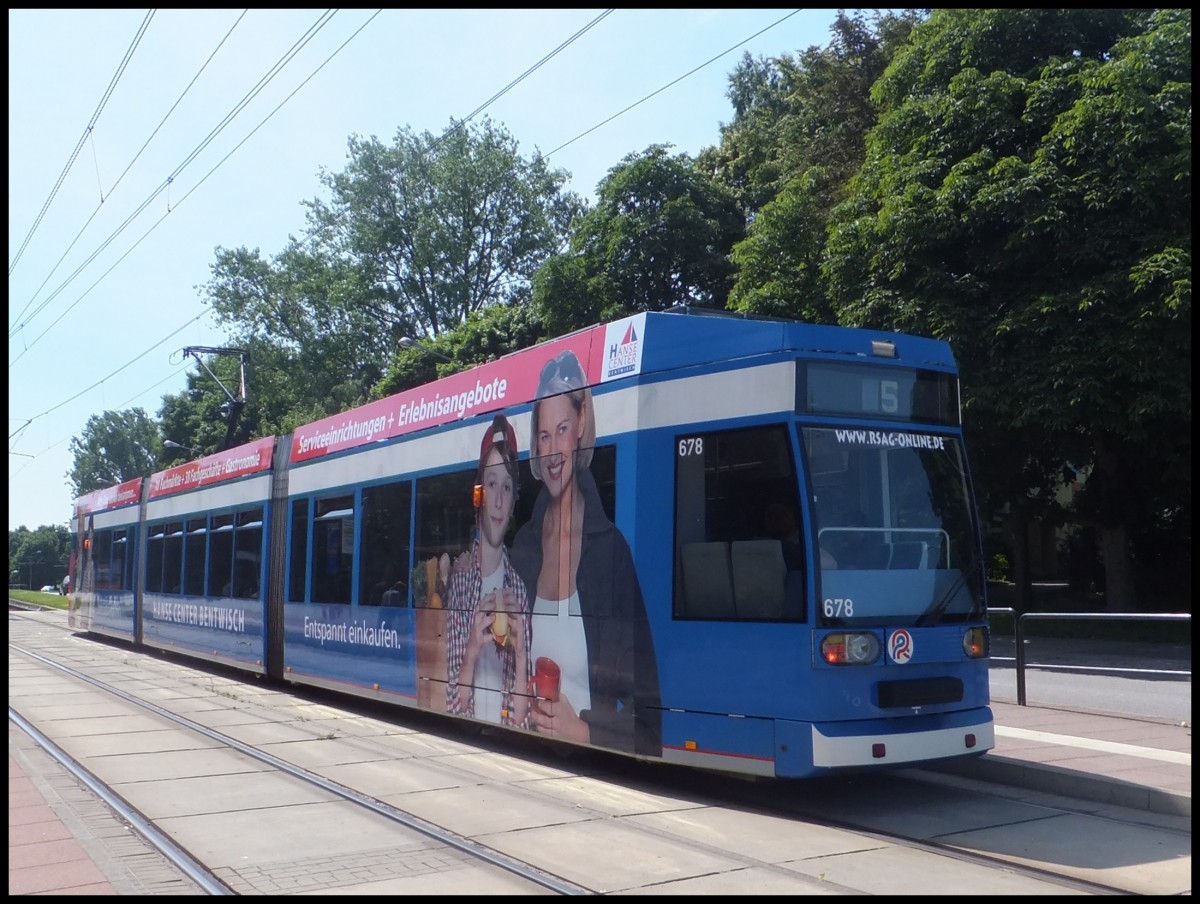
[915,546,983,627]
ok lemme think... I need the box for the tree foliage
[727,168,833,320]
[194,241,398,438]
[373,301,543,399]
[67,409,160,498]
[701,10,925,219]
[533,145,744,336]
[175,118,585,447]
[823,8,1191,608]
[714,10,925,321]
[307,117,583,339]
[8,524,70,590]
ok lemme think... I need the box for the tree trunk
[1091,441,1137,613]
[1101,523,1135,612]
[1008,508,1033,612]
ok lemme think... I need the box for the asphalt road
[988,634,1191,723]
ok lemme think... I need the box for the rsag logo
[887,629,914,664]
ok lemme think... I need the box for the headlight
[821,632,881,665]
[962,626,989,659]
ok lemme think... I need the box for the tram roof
[285,310,956,465]
[79,310,957,511]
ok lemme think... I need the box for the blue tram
[70,309,993,777]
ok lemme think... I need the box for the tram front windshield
[803,425,985,628]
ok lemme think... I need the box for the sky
[8,8,844,532]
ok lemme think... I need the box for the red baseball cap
[479,414,517,465]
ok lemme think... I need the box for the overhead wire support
[182,345,248,452]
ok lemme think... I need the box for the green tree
[197,242,393,433]
[67,409,160,498]
[714,10,925,321]
[727,168,834,320]
[823,9,1191,610]
[8,525,70,591]
[533,145,744,336]
[192,117,582,434]
[373,301,542,398]
[701,10,924,220]
[307,117,583,340]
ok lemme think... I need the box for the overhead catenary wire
[9,10,806,480]
[435,9,614,146]
[9,10,386,455]
[9,308,211,440]
[8,4,608,390]
[8,10,251,336]
[8,364,192,468]
[8,10,155,280]
[543,8,803,160]
[9,10,347,352]
[12,6,604,351]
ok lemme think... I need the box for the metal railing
[986,609,1192,705]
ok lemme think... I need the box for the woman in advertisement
[510,349,662,756]
[445,415,532,727]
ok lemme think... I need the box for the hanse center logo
[604,317,643,380]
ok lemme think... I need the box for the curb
[919,753,1191,818]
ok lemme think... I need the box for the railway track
[10,606,1191,895]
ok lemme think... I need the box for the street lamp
[399,336,451,362]
[164,439,200,456]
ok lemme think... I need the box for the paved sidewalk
[9,744,118,895]
[9,722,203,896]
[924,699,1191,818]
[13,696,1190,896]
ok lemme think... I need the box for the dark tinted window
[184,518,207,595]
[163,521,184,594]
[673,425,805,621]
[287,499,308,603]
[233,508,263,599]
[209,513,234,596]
[311,495,354,604]
[361,481,412,607]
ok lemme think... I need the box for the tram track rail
[8,627,589,895]
[10,706,234,895]
[9,606,1189,895]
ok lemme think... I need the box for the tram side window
[209,514,234,597]
[312,495,354,604]
[413,471,474,609]
[234,508,263,599]
[360,481,412,607]
[146,525,166,593]
[112,529,131,591]
[184,518,207,596]
[287,499,308,603]
[162,521,184,594]
[92,530,114,589]
[673,425,805,622]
